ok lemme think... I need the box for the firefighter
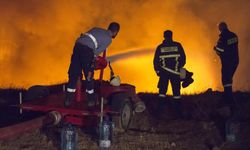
[65,22,120,107]
[153,30,186,118]
[214,22,239,108]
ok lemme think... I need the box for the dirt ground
[0,91,250,150]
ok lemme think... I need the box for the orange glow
[0,0,249,93]
[102,47,217,94]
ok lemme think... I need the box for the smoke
[0,0,249,92]
[179,0,250,91]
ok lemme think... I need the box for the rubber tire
[120,101,133,130]
[111,94,133,131]
[24,85,49,101]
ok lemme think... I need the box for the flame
[104,47,217,94]
[0,0,249,93]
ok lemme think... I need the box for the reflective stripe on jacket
[76,27,112,55]
[154,40,186,75]
[214,29,239,66]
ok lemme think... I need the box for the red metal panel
[20,79,136,126]
[75,77,83,102]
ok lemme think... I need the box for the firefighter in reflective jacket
[214,22,239,107]
[153,30,186,117]
[65,22,120,107]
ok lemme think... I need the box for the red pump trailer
[20,51,145,130]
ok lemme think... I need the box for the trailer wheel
[111,94,133,131]
[24,85,49,101]
[120,101,132,130]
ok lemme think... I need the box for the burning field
[0,89,250,150]
[1,0,250,149]
[0,0,250,93]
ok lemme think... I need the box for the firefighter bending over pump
[65,22,120,107]
[153,30,192,118]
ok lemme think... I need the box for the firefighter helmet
[164,30,173,39]
[218,22,228,32]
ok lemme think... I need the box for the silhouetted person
[214,22,239,108]
[65,22,120,107]
[153,30,186,118]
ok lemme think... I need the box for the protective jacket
[77,27,112,55]
[154,39,186,75]
[214,29,239,67]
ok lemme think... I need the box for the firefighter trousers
[221,63,238,106]
[67,43,95,93]
[221,63,238,87]
[157,71,181,97]
[157,71,183,118]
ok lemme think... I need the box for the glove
[213,46,217,51]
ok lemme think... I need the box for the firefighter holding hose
[65,22,120,107]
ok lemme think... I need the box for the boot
[86,93,98,107]
[223,86,239,113]
[64,92,75,107]
[172,100,183,119]
[154,97,166,119]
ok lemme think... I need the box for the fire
[104,46,218,94]
[0,0,249,92]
